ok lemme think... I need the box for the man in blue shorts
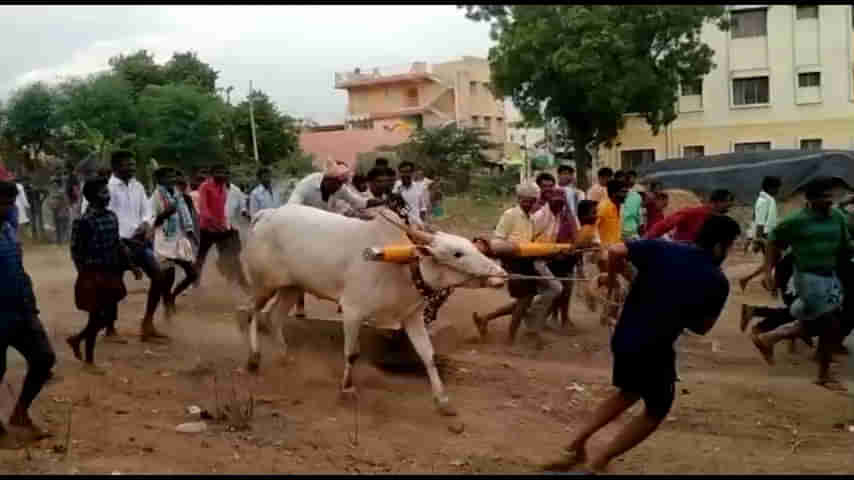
[545,215,739,473]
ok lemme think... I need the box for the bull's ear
[415,245,434,257]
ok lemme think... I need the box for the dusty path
[0,244,851,474]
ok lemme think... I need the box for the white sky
[0,5,495,124]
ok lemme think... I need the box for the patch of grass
[434,195,512,238]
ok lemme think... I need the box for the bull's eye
[453,251,464,258]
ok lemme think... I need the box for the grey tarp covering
[637,149,854,205]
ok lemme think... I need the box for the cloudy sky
[0,5,495,124]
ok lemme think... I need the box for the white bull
[241,204,507,416]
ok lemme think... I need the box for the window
[734,142,771,152]
[681,79,703,96]
[796,5,818,20]
[404,87,419,107]
[683,145,705,158]
[800,138,822,150]
[731,9,767,38]
[798,72,821,87]
[469,81,477,96]
[484,116,492,129]
[620,149,655,170]
[733,76,770,105]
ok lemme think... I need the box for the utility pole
[248,81,260,165]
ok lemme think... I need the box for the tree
[109,49,166,100]
[163,51,219,95]
[461,5,728,188]
[55,72,138,166]
[231,89,299,165]
[396,123,499,192]
[138,84,227,172]
[5,82,60,162]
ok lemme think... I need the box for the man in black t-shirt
[544,215,740,474]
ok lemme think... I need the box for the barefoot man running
[544,215,739,474]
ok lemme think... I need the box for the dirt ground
[1,242,852,474]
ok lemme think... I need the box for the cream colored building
[599,4,854,171]
[335,56,506,159]
[504,102,545,164]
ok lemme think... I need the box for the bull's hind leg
[271,287,302,357]
[403,317,457,417]
[340,309,363,401]
[247,288,278,373]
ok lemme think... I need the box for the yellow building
[334,56,506,159]
[599,5,854,171]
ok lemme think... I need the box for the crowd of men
[0,152,851,473]
[465,165,852,473]
[0,152,443,448]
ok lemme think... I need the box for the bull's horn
[376,208,410,233]
[408,228,434,245]
[376,208,434,245]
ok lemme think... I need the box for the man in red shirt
[644,189,733,243]
[643,191,668,235]
[195,164,245,288]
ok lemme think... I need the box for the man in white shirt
[82,151,172,343]
[738,176,782,291]
[288,162,385,214]
[557,164,584,225]
[392,161,426,225]
[414,168,433,220]
[15,182,30,236]
[249,167,281,218]
[287,160,387,316]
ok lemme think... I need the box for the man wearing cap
[288,160,386,215]
[473,182,559,348]
[286,159,387,316]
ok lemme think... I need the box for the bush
[469,165,521,198]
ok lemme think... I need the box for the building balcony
[335,62,435,89]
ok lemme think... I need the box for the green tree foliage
[163,51,219,95]
[55,72,137,166]
[5,82,60,158]
[231,89,299,165]
[397,123,499,192]
[461,5,728,187]
[138,84,227,171]
[108,49,166,100]
[5,48,309,187]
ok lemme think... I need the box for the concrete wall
[599,5,854,169]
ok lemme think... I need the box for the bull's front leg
[403,317,457,417]
[340,311,362,401]
[247,289,278,373]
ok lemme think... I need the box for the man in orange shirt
[596,180,629,326]
[597,180,627,247]
[587,168,613,203]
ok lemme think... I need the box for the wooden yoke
[363,240,575,264]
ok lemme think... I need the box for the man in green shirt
[620,172,643,240]
[753,177,850,390]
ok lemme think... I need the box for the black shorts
[502,258,538,299]
[548,255,578,279]
[612,352,676,420]
[0,312,56,379]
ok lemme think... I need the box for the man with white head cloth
[288,159,386,215]
[473,182,562,348]
[283,159,388,316]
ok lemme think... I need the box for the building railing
[335,62,433,86]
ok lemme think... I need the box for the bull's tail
[232,208,277,296]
